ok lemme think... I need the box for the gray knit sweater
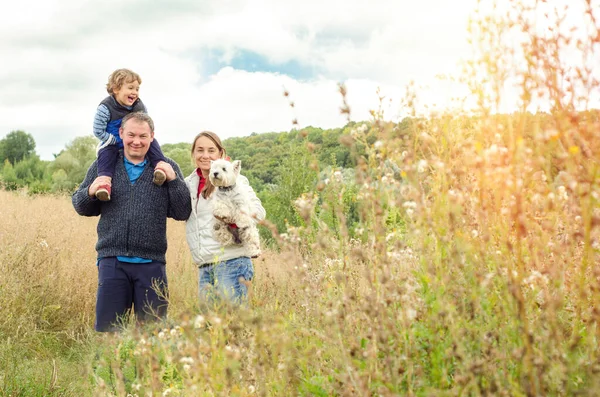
[72,154,192,263]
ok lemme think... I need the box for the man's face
[119,119,154,163]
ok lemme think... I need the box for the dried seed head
[340,135,354,147]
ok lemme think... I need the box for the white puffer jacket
[185,170,266,265]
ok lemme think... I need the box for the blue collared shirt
[117,157,152,264]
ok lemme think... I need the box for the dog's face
[209,159,241,187]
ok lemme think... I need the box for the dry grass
[0,189,302,321]
[0,189,311,333]
[3,2,600,395]
[1,190,418,396]
[2,113,600,396]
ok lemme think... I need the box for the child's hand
[156,161,176,182]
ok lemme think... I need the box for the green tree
[0,160,21,190]
[260,144,318,237]
[64,136,97,166]
[13,155,47,183]
[162,147,194,176]
[0,130,36,164]
[48,136,96,192]
[51,169,72,192]
[161,142,191,152]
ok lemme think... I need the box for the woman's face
[193,135,222,173]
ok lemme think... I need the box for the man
[72,112,191,332]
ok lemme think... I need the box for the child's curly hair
[106,69,142,95]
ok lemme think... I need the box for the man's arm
[72,161,102,217]
[162,159,192,221]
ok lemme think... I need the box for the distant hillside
[160,122,373,193]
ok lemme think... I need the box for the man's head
[119,112,155,163]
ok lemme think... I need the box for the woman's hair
[106,68,142,95]
[191,131,226,199]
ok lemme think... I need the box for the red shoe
[95,184,111,201]
[153,167,167,186]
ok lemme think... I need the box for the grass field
[2,103,600,396]
[0,190,313,395]
[2,3,600,394]
[0,189,417,395]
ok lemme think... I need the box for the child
[91,68,167,201]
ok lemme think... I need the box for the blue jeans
[198,257,254,306]
[96,257,168,332]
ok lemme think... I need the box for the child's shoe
[153,167,167,186]
[95,184,111,201]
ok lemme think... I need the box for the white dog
[209,159,261,257]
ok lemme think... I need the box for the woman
[185,131,266,305]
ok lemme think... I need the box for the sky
[1,0,478,160]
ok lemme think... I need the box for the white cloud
[0,0,478,160]
[145,67,408,146]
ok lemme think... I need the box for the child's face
[113,79,140,107]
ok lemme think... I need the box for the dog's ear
[232,160,241,174]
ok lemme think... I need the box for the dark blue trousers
[95,257,168,332]
[97,139,166,178]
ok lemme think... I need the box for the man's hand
[88,176,111,198]
[157,161,177,182]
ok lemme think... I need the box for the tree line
[0,122,376,242]
[5,110,596,241]
[0,123,368,190]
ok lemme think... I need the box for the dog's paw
[214,228,235,246]
[234,215,253,228]
[213,207,234,220]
